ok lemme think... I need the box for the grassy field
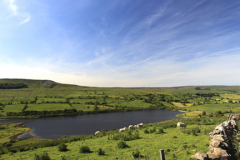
[4,104,25,113]
[0,122,30,144]
[26,104,72,111]
[0,116,227,160]
[1,79,240,159]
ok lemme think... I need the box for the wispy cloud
[5,0,31,24]
[19,13,30,25]
[8,0,17,15]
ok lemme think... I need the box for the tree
[202,111,206,116]
[94,100,99,111]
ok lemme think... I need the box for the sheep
[129,125,134,130]
[95,131,100,135]
[119,127,127,133]
[177,122,186,128]
[138,123,143,128]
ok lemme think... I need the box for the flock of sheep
[95,123,144,135]
[95,122,185,135]
[119,123,144,133]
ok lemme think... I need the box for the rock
[210,139,221,148]
[191,152,208,160]
[220,142,229,149]
[213,147,229,157]
[207,153,220,159]
[212,135,225,142]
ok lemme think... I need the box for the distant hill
[0,78,239,94]
[0,79,80,89]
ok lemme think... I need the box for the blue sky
[1,0,240,87]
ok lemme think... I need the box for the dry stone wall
[191,114,240,160]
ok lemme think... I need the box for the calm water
[1,109,182,139]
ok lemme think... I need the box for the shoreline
[10,121,36,140]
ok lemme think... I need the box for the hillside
[0,79,240,159]
[0,79,239,118]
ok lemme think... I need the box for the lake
[2,109,182,139]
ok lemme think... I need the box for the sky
[0,0,240,87]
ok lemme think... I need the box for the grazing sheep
[177,122,186,128]
[95,131,100,135]
[119,128,126,133]
[129,125,134,130]
[138,123,143,128]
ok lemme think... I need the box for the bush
[202,111,206,115]
[156,128,164,134]
[58,143,68,152]
[149,128,156,133]
[132,149,140,158]
[34,152,50,160]
[79,146,91,153]
[192,130,197,136]
[209,113,213,117]
[117,141,129,149]
[214,111,223,117]
[97,148,105,155]
[34,154,41,160]
[144,129,149,134]
[41,152,51,160]
[9,140,16,143]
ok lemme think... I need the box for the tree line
[0,83,28,89]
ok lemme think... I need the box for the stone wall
[191,114,239,160]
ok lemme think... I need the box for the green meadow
[0,116,231,160]
[0,79,240,159]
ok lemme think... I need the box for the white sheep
[138,123,143,128]
[119,128,125,133]
[95,131,100,135]
[177,122,185,128]
[129,125,134,130]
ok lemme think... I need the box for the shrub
[149,128,156,133]
[192,129,197,136]
[97,148,105,155]
[144,129,149,134]
[79,146,91,153]
[214,111,223,117]
[61,156,67,160]
[132,149,140,158]
[9,140,15,143]
[58,143,68,152]
[117,141,129,149]
[202,111,206,115]
[41,152,51,160]
[34,152,50,160]
[156,128,164,134]
[34,154,41,160]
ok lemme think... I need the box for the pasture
[0,116,226,159]
[0,123,29,144]
[26,104,72,111]
[3,104,25,113]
